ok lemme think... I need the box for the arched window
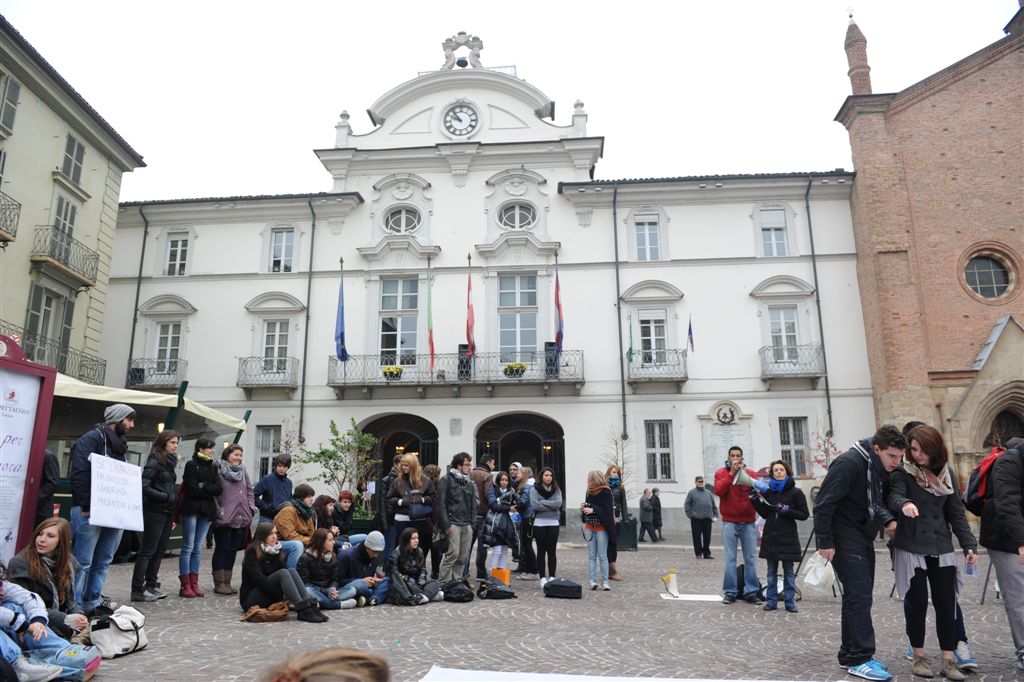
[498,203,536,230]
[985,410,1024,448]
[384,207,421,234]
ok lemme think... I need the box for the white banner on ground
[89,454,143,531]
[420,667,816,682]
[659,593,723,601]
[0,366,42,564]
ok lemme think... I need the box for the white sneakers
[13,656,63,682]
[538,576,549,588]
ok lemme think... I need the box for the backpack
[90,605,148,658]
[441,579,475,602]
[543,577,582,599]
[476,576,517,600]
[736,563,765,600]
[963,447,1019,516]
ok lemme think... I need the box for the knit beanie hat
[104,403,135,424]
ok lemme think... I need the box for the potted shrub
[503,362,527,378]
[295,419,380,532]
[382,365,403,380]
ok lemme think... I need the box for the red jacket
[713,465,758,523]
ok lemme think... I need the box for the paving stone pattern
[99,540,1021,681]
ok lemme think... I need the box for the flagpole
[335,257,349,380]
[427,255,435,377]
[466,253,475,358]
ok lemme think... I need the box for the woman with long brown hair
[422,464,443,579]
[530,467,563,587]
[8,518,87,640]
[604,464,628,581]
[241,522,327,623]
[387,453,436,568]
[131,429,181,602]
[582,470,617,591]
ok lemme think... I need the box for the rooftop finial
[441,33,484,70]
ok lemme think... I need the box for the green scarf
[290,497,314,520]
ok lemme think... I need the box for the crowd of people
[4,400,1024,681]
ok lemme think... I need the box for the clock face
[443,104,478,136]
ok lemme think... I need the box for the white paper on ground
[420,666,816,682]
[658,593,723,601]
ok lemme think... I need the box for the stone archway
[970,380,1024,451]
[475,413,565,508]
[360,413,440,469]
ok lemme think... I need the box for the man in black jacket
[34,449,61,528]
[466,453,495,579]
[438,452,478,582]
[813,425,904,681]
[980,436,1024,672]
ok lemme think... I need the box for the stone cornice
[833,94,897,129]
[560,175,853,207]
[117,193,363,225]
[356,235,442,263]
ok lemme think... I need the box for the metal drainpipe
[612,184,628,440]
[804,177,834,437]
[298,199,317,441]
[126,206,149,384]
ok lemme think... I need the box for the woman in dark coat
[179,437,223,597]
[131,429,180,602]
[604,465,628,581]
[240,522,326,623]
[387,527,441,605]
[583,470,618,591]
[749,459,808,612]
[8,518,87,640]
[387,454,436,567]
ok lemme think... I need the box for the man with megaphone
[714,446,768,605]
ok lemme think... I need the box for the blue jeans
[344,533,367,548]
[722,521,759,598]
[1,602,100,679]
[337,578,390,604]
[831,538,876,667]
[281,540,303,569]
[587,529,609,584]
[70,506,125,611]
[766,559,797,609]
[0,629,19,664]
[178,515,212,575]
[306,586,343,609]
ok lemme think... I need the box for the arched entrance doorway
[984,409,1024,448]
[360,414,439,469]
[475,413,565,500]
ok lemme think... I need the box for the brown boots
[212,569,237,595]
[609,563,624,581]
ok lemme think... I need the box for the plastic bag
[801,553,836,590]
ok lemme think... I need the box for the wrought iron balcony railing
[237,356,300,389]
[126,357,188,388]
[759,343,825,379]
[0,319,106,384]
[626,348,688,383]
[327,350,585,391]
[30,226,99,285]
[0,191,20,242]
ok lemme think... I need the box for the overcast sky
[3,1,1018,202]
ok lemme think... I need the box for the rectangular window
[165,232,188,276]
[61,135,86,186]
[644,419,673,481]
[379,279,417,365]
[635,216,660,261]
[24,283,72,370]
[769,306,799,362]
[498,274,537,363]
[0,75,20,131]
[54,195,77,235]
[270,228,294,272]
[779,417,810,478]
[760,208,788,257]
[0,148,7,188]
[262,319,289,371]
[155,322,181,373]
[638,311,667,364]
[256,425,282,478]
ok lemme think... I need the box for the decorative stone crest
[441,32,484,70]
[391,181,413,201]
[504,178,528,196]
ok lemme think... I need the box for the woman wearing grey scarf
[211,444,256,594]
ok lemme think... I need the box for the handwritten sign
[89,454,143,531]
[0,367,41,563]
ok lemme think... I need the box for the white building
[102,35,875,524]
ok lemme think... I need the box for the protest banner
[90,454,144,531]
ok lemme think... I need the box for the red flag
[466,271,476,357]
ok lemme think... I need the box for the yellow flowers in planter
[382,366,403,380]
[503,362,527,378]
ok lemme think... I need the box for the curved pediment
[474,231,559,264]
[357,235,442,266]
[749,275,815,299]
[138,294,197,316]
[244,292,306,314]
[485,168,548,188]
[621,280,684,304]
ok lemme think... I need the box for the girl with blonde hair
[387,453,436,567]
[582,470,617,591]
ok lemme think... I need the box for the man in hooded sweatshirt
[70,403,136,614]
[813,424,904,681]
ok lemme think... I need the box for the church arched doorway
[475,413,565,504]
[360,413,439,469]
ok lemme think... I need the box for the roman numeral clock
[442,103,478,136]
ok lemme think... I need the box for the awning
[49,373,247,441]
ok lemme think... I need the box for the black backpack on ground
[543,578,582,599]
[441,579,475,602]
[477,576,517,599]
[736,563,766,600]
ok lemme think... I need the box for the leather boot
[178,574,198,598]
[295,598,327,623]
[609,562,624,581]
[189,573,205,597]
[212,570,233,595]
[223,568,238,594]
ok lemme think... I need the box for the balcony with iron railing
[237,356,300,395]
[30,226,100,286]
[126,358,189,389]
[759,343,825,387]
[327,349,585,398]
[0,319,106,384]
[626,348,688,389]
[0,191,20,243]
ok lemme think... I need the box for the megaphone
[660,567,679,597]
[733,468,757,487]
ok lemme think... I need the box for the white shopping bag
[801,552,836,590]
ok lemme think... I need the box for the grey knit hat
[364,531,386,552]
[104,403,136,424]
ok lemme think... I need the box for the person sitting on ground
[313,495,340,539]
[262,647,390,682]
[335,531,390,606]
[274,483,316,569]
[332,491,368,549]
[297,529,356,611]
[387,527,442,605]
[8,518,88,642]
[240,522,327,623]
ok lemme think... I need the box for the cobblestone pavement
[97,539,1021,681]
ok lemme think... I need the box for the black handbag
[431,526,449,555]
[543,578,583,599]
[409,503,433,520]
